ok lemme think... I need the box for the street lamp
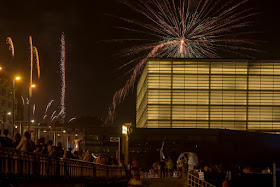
[28,84,36,131]
[13,76,21,137]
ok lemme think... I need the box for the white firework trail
[26,98,29,105]
[68,117,76,123]
[6,37,14,57]
[51,116,58,123]
[43,115,47,120]
[50,111,56,121]
[44,100,54,115]
[60,33,66,122]
[57,108,65,118]
[33,104,36,115]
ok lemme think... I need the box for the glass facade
[136,59,280,130]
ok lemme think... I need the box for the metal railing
[0,147,126,180]
[186,170,216,187]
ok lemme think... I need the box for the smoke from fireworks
[107,0,259,123]
[60,33,66,122]
[45,100,54,115]
[33,46,40,78]
[6,37,14,57]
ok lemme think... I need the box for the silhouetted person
[13,133,21,148]
[2,129,13,147]
[56,142,64,158]
[63,147,73,159]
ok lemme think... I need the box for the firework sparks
[68,117,76,123]
[6,37,14,57]
[45,100,54,115]
[107,0,259,123]
[43,115,47,120]
[60,33,66,122]
[33,46,40,78]
[26,98,29,105]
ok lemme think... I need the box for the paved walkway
[142,178,186,187]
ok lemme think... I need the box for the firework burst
[60,33,66,122]
[107,0,259,123]
[68,117,76,123]
[6,37,14,57]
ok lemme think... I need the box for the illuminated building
[136,59,280,131]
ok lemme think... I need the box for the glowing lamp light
[122,125,128,135]
[15,125,18,129]
[63,130,66,133]
[15,76,21,80]
[57,134,60,136]
[75,134,78,136]
[31,120,35,123]
[7,112,11,115]
[31,84,36,88]
[43,130,46,133]
[0,66,2,70]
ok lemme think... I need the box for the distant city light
[43,130,46,133]
[63,130,66,133]
[75,134,78,136]
[31,120,35,123]
[7,112,11,115]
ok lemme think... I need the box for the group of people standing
[0,129,120,166]
[152,157,175,178]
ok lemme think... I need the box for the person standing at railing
[1,129,13,147]
[63,147,74,159]
[13,133,21,148]
[16,132,34,152]
[83,150,94,162]
[56,142,64,158]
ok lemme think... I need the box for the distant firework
[50,111,56,122]
[107,0,259,123]
[6,37,14,57]
[29,36,33,86]
[60,33,66,122]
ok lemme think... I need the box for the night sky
[0,0,279,126]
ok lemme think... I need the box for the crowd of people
[0,129,119,165]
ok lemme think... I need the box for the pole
[273,163,276,187]
[28,86,30,131]
[12,80,15,137]
[118,139,121,164]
